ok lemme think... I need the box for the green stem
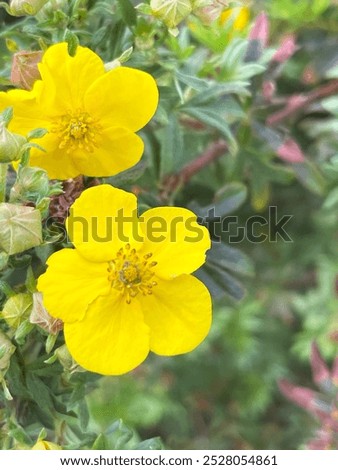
[0,163,8,203]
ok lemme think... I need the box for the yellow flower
[0,43,158,179]
[219,6,250,31]
[32,440,61,450]
[37,185,212,375]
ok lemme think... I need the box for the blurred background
[0,0,337,450]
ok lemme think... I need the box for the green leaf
[78,400,90,430]
[26,372,54,413]
[183,107,237,153]
[64,30,79,57]
[175,70,210,91]
[134,437,164,450]
[205,263,246,301]
[116,0,137,27]
[0,107,13,126]
[208,242,254,277]
[192,183,247,218]
[92,434,108,450]
[160,113,184,176]
[27,128,48,141]
[292,161,327,196]
[321,97,338,115]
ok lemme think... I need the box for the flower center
[51,110,101,153]
[107,244,157,304]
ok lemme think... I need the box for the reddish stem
[161,139,228,198]
[267,79,338,125]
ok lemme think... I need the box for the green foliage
[0,0,338,451]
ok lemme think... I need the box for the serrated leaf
[0,203,42,255]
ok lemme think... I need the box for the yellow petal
[139,206,210,279]
[29,132,83,179]
[142,275,212,355]
[37,249,109,323]
[66,185,141,262]
[85,66,159,132]
[64,293,150,375]
[73,127,144,177]
[37,42,105,113]
[0,86,49,135]
[32,440,61,450]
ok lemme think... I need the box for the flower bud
[1,293,32,329]
[0,330,15,372]
[193,0,228,24]
[55,344,83,373]
[30,293,63,335]
[9,0,48,16]
[150,0,193,30]
[0,203,42,255]
[10,166,50,203]
[0,121,26,163]
[11,50,43,90]
[32,440,62,450]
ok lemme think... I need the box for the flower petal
[66,184,141,262]
[73,127,144,177]
[37,249,109,323]
[64,294,150,375]
[142,275,212,355]
[85,66,158,132]
[139,207,210,279]
[29,132,83,179]
[37,43,105,113]
[0,85,50,135]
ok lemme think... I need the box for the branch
[267,79,338,126]
[160,139,228,198]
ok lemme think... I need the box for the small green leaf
[27,128,48,141]
[184,107,237,153]
[92,434,108,450]
[64,30,79,57]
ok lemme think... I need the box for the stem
[160,139,228,199]
[267,80,338,125]
[0,163,8,203]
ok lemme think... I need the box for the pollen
[107,243,157,304]
[52,110,102,153]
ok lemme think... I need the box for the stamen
[107,244,157,304]
[51,110,102,154]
